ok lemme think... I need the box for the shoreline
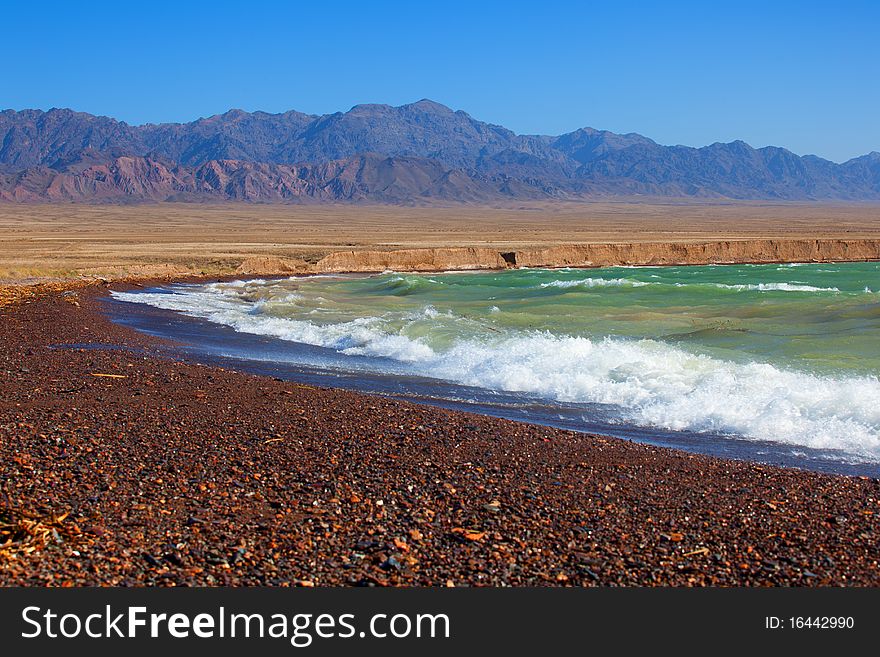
[104,284,880,480]
[3,237,880,289]
[1,283,879,586]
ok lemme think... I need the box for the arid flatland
[2,201,880,282]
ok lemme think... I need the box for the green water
[260,262,880,375]
[113,262,880,465]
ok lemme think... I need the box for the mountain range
[2,99,879,203]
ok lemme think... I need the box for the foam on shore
[112,264,880,463]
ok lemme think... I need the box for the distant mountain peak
[347,103,394,114]
[345,99,455,116]
[200,108,249,122]
[404,99,455,113]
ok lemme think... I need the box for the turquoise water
[112,262,880,466]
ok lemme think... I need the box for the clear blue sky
[3,0,878,162]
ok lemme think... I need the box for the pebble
[1,285,878,587]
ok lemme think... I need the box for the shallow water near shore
[107,262,880,477]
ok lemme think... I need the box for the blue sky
[2,0,878,162]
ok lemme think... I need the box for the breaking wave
[537,277,846,293]
[112,283,880,462]
[711,282,841,293]
[539,278,651,289]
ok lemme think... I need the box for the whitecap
[539,277,651,289]
[113,286,880,463]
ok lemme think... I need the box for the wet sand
[1,283,878,586]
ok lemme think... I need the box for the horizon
[2,1,878,163]
[6,99,879,165]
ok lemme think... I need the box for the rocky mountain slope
[1,101,878,203]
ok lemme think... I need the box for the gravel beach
[1,283,878,586]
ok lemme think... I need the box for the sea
[107,262,880,477]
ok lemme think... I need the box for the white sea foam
[432,335,880,461]
[113,285,880,462]
[538,278,844,293]
[712,282,841,293]
[113,287,436,362]
[539,277,651,289]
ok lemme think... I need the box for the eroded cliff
[306,239,880,274]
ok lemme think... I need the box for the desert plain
[2,200,880,282]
